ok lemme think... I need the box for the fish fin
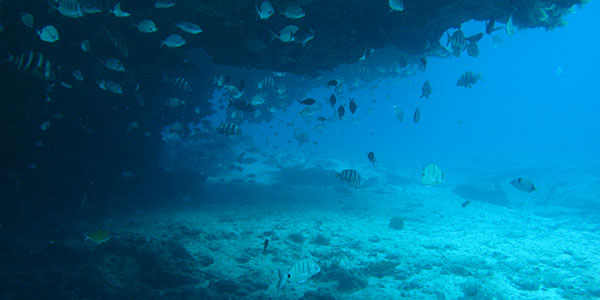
[277,269,287,290]
[268,29,278,43]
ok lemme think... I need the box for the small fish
[338,169,361,188]
[466,33,484,43]
[413,107,420,123]
[278,259,320,290]
[166,97,186,107]
[367,152,376,165]
[456,71,481,88]
[80,40,90,52]
[420,80,432,99]
[485,18,502,34]
[155,0,176,8]
[84,229,111,244]
[283,6,305,19]
[5,51,53,80]
[166,76,192,92]
[175,22,202,34]
[294,27,315,47]
[97,80,123,94]
[37,25,59,43]
[110,3,130,17]
[55,0,84,18]
[446,29,466,54]
[298,98,316,105]
[294,130,309,145]
[72,69,84,81]
[135,20,158,33]
[506,13,516,36]
[263,239,269,254]
[104,58,125,72]
[510,177,536,193]
[337,105,345,120]
[393,105,403,122]
[271,25,299,43]
[21,13,34,28]
[461,200,471,208]
[299,106,318,117]
[256,0,274,20]
[161,34,186,48]
[420,57,427,70]
[328,80,338,87]
[466,41,479,57]
[317,116,327,122]
[329,94,336,108]
[389,0,404,12]
[421,163,443,185]
[257,76,273,89]
[250,94,266,106]
[349,98,357,114]
[217,122,241,135]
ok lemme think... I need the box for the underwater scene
[1,0,600,299]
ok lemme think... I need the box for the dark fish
[447,29,466,53]
[456,71,481,88]
[413,107,421,123]
[466,41,480,57]
[485,19,502,34]
[367,152,376,165]
[217,122,241,135]
[294,130,309,145]
[337,169,361,188]
[329,94,336,108]
[420,80,432,99]
[169,76,192,92]
[230,100,255,112]
[466,33,484,43]
[238,79,246,90]
[5,51,53,80]
[263,239,269,254]
[510,177,536,193]
[299,98,316,105]
[328,79,338,87]
[317,116,327,122]
[461,200,471,208]
[337,105,345,120]
[349,98,357,114]
[420,57,427,70]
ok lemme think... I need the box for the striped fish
[421,163,443,185]
[170,76,192,92]
[446,29,466,55]
[56,0,84,18]
[278,258,320,290]
[217,122,240,135]
[5,51,53,80]
[294,130,309,145]
[466,41,479,57]
[338,169,361,188]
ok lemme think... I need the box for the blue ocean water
[0,1,599,299]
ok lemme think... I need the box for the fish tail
[277,269,286,290]
[268,29,278,43]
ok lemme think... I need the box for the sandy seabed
[81,178,600,300]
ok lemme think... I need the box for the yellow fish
[84,229,111,244]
